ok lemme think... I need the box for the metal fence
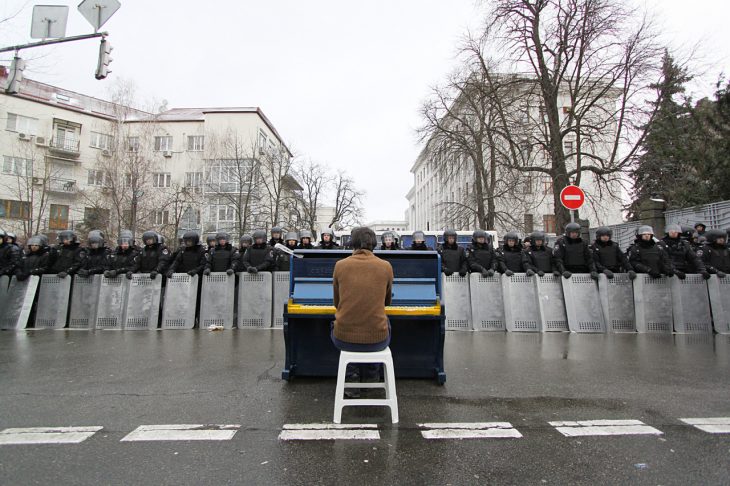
[665,200,730,231]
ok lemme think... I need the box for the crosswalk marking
[549,420,663,437]
[120,424,240,442]
[679,417,730,434]
[0,426,103,445]
[279,423,380,441]
[418,422,522,439]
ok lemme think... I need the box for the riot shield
[502,273,540,332]
[670,274,712,334]
[535,274,568,332]
[68,275,102,329]
[33,274,72,329]
[561,274,606,333]
[95,275,129,330]
[707,275,730,334]
[443,274,472,330]
[469,273,505,331]
[237,272,272,328]
[123,274,162,330]
[199,272,235,329]
[598,274,636,332]
[0,276,40,330]
[633,274,673,333]
[161,274,198,329]
[272,271,290,328]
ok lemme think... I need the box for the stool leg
[385,355,398,424]
[333,355,348,424]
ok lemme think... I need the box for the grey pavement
[1,329,729,485]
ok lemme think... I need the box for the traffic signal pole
[0,32,107,54]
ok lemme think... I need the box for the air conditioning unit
[163,151,173,158]
[32,177,42,185]
[18,133,31,141]
[101,149,111,157]
[35,136,48,146]
[258,146,265,155]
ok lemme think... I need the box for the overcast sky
[2,0,729,223]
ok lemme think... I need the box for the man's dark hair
[351,226,376,251]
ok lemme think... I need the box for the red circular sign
[560,185,585,210]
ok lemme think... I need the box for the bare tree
[292,160,330,235]
[483,0,663,229]
[329,170,364,230]
[258,144,295,228]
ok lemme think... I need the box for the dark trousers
[330,322,391,381]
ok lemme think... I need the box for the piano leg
[282,306,293,380]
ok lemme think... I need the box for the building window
[49,204,69,230]
[127,136,140,152]
[154,210,169,225]
[521,176,533,194]
[257,130,268,154]
[524,213,534,233]
[0,199,30,219]
[154,136,172,151]
[543,214,557,234]
[185,171,203,188]
[187,135,204,151]
[207,159,245,193]
[90,131,113,150]
[87,169,107,186]
[543,179,554,195]
[152,172,171,188]
[6,113,38,135]
[181,206,200,229]
[564,141,574,156]
[2,156,32,176]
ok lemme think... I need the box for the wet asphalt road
[1,329,729,485]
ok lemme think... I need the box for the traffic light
[6,55,26,94]
[95,37,113,80]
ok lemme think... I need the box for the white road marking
[679,417,730,434]
[120,424,240,442]
[549,420,663,437]
[0,426,103,445]
[279,423,379,440]
[418,422,522,439]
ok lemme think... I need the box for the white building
[364,220,409,232]
[406,77,624,236]
[0,70,300,243]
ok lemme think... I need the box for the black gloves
[17,273,28,281]
[718,271,726,279]
[553,270,562,277]
[603,269,614,279]
[485,269,495,277]
[187,269,198,276]
[525,269,535,277]
[675,271,686,280]
[701,271,711,280]
[31,268,44,276]
[458,271,467,277]
[590,271,599,281]
[628,271,637,280]
[126,271,134,280]
[78,269,89,277]
[444,270,453,276]
[150,271,158,280]
[226,269,234,276]
[504,270,514,277]
[537,270,545,277]
[648,270,661,278]
[247,267,258,274]
[57,271,68,279]
[562,271,572,279]
[166,270,175,278]
[104,270,113,278]
[480,269,489,278]
[203,269,211,276]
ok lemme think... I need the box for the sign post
[559,185,586,223]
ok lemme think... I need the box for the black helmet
[206,234,216,245]
[27,235,43,248]
[284,231,298,243]
[58,230,77,244]
[637,225,654,237]
[88,234,104,249]
[142,231,157,245]
[299,230,313,240]
[564,222,581,236]
[595,227,612,238]
[443,229,457,239]
[695,222,706,231]
[681,226,695,239]
[472,229,489,242]
[706,229,726,244]
[38,234,49,248]
[240,234,253,246]
[6,231,17,243]
[504,231,519,242]
[215,232,230,244]
[271,226,283,236]
[252,229,267,241]
[531,231,546,243]
[182,231,200,246]
[321,228,335,239]
[118,230,133,246]
[665,224,682,235]
[412,231,425,242]
[88,229,104,240]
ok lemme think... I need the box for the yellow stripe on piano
[287,300,441,316]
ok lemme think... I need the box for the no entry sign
[560,185,585,211]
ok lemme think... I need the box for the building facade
[0,72,300,244]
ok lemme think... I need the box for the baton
[274,243,304,258]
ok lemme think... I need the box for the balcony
[49,137,81,158]
[46,178,78,195]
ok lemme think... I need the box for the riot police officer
[134,230,171,279]
[522,231,556,277]
[47,230,85,278]
[241,230,273,273]
[274,231,299,271]
[467,230,497,277]
[628,226,675,278]
[239,234,253,253]
[438,229,467,276]
[78,231,110,277]
[205,234,217,253]
[167,231,207,277]
[701,229,730,277]
[590,227,635,279]
[298,230,315,249]
[15,235,49,281]
[105,230,138,279]
[660,224,709,279]
[380,231,399,250]
[410,231,432,250]
[554,223,598,280]
[694,223,707,238]
[497,231,524,276]
[318,228,340,249]
[269,226,284,247]
[204,232,238,275]
[0,229,21,277]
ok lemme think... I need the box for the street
[1,329,729,485]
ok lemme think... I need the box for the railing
[49,137,81,156]
[47,178,78,194]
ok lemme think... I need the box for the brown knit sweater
[332,249,393,344]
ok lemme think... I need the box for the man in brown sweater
[330,227,394,391]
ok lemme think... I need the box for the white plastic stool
[333,347,398,424]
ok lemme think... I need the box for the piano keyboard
[287,301,441,316]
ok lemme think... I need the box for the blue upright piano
[282,250,446,384]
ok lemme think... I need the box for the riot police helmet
[299,230,313,241]
[118,230,134,246]
[595,227,612,239]
[564,222,581,237]
[240,234,253,247]
[88,234,104,249]
[271,226,283,238]
[27,235,43,249]
[472,230,489,244]
[637,225,654,237]
[182,231,200,247]
[215,232,230,246]
[321,228,335,241]
[58,230,77,244]
[142,230,157,246]
[665,224,682,236]
[504,231,520,243]
[706,229,726,245]
[412,231,425,243]
[531,231,546,245]
[38,234,49,248]
[284,232,299,244]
